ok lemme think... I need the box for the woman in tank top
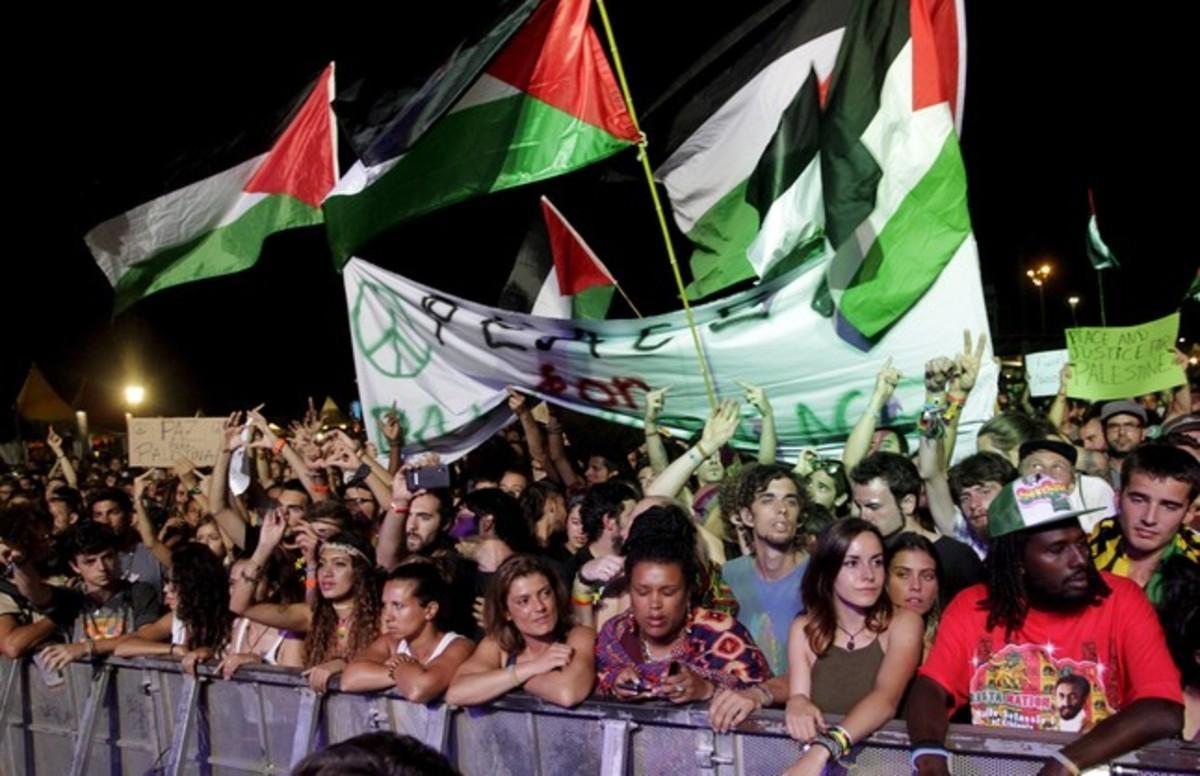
[218,557,304,677]
[782,519,923,775]
[341,562,473,702]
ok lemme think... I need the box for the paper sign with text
[127,417,224,468]
[1024,349,1070,397]
[1065,313,1184,401]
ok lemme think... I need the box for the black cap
[1018,439,1079,467]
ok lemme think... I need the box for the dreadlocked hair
[169,543,233,653]
[982,528,1109,638]
[304,533,381,667]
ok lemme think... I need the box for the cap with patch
[1100,400,1147,425]
[987,475,1103,539]
[1018,439,1078,467]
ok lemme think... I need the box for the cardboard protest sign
[1025,349,1070,397]
[1065,313,1184,401]
[127,417,224,467]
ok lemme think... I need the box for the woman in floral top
[595,505,772,706]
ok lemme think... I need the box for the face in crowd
[833,531,886,611]
[887,547,938,616]
[739,476,802,550]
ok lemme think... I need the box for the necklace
[837,623,868,651]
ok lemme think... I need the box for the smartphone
[407,465,450,491]
[350,401,363,421]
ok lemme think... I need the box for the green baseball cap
[986,475,1103,539]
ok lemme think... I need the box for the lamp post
[1025,264,1052,335]
[1067,295,1080,327]
[123,384,145,459]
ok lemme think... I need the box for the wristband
[810,734,840,761]
[272,438,287,455]
[84,638,95,660]
[310,483,330,494]
[305,577,318,590]
[389,501,409,514]
[508,663,523,688]
[695,442,713,460]
[1048,750,1080,776]
[909,747,950,769]
[827,725,852,755]
[753,683,772,706]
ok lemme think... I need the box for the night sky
[4,3,1193,437]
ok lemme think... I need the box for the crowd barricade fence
[1,657,1196,775]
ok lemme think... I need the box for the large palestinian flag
[655,0,969,342]
[324,0,640,266]
[85,65,337,314]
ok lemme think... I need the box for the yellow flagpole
[594,0,718,410]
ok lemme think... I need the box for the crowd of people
[0,335,1197,775]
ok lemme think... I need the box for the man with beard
[1100,401,1148,490]
[721,464,807,675]
[907,475,1183,776]
[1055,673,1091,732]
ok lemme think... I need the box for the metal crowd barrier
[1,657,1196,775]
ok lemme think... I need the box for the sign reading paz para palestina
[1065,313,1184,401]
[127,417,225,468]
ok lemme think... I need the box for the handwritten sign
[1025,349,1070,397]
[1065,313,1184,401]
[127,417,224,467]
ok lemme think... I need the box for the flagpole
[1097,270,1108,326]
[594,0,718,411]
[613,284,645,319]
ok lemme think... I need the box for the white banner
[344,243,996,463]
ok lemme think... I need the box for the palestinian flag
[85,65,337,314]
[654,0,852,299]
[498,196,616,319]
[1085,188,1118,270]
[821,0,971,342]
[324,0,639,266]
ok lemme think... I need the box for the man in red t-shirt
[906,475,1183,776]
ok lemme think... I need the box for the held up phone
[407,465,451,491]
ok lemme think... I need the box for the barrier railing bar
[165,673,200,776]
[287,688,322,770]
[600,718,634,776]
[67,664,111,776]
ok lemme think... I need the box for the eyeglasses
[344,497,375,506]
[811,459,844,474]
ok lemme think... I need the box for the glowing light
[123,385,145,406]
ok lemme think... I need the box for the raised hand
[46,427,64,457]
[873,357,902,403]
[378,404,403,443]
[699,398,741,456]
[258,508,287,553]
[644,386,670,424]
[507,387,529,415]
[953,329,988,394]
[735,381,771,415]
[924,356,958,394]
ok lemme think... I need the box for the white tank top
[395,632,464,666]
[233,617,286,665]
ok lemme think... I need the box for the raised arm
[545,410,583,489]
[944,330,987,465]
[132,471,173,569]
[646,399,741,500]
[843,359,901,471]
[377,405,406,476]
[375,468,416,572]
[918,436,958,538]
[738,381,777,464]
[509,389,552,479]
[643,386,672,474]
[45,427,77,489]
[247,410,322,501]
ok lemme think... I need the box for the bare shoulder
[881,608,924,648]
[567,624,597,645]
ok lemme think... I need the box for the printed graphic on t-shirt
[968,641,1113,731]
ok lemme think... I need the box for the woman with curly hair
[596,504,773,722]
[782,519,922,776]
[447,554,593,707]
[115,543,234,673]
[230,509,381,692]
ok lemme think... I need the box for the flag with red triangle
[324,0,639,266]
[85,64,338,313]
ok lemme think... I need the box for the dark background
[3,3,1193,435]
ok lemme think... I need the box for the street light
[1025,264,1053,334]
[1067,295,1080,326]
[123,385,145,407]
